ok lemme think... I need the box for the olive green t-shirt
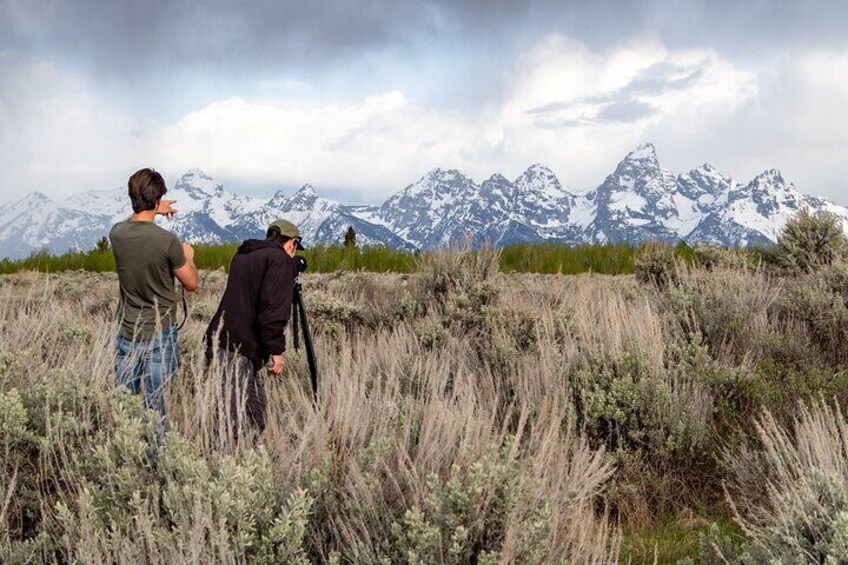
[109,221,186,340]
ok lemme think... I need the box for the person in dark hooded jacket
[204,219,304,434]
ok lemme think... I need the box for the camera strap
[176,286,188,331]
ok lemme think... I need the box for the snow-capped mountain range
[1,143,846,260]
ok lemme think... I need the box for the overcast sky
[1,0,847,204]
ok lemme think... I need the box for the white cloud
[487,34,759,189]
[2,36,846,206]
[151,92,496,200]
[0,50,144,201]
[505,35,668,115]
[647,49,848,200]
[148,34,761,199]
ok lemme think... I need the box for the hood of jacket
[237,239,283,255]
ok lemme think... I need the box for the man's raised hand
[157,199,178,219]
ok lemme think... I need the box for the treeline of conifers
[0,239,763,276]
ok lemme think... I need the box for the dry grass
[6,246,848,563]
[0,266,626,563]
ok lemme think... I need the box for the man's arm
[174,242,199,292]
[257,254,294,374]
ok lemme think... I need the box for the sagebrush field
[5,215,848,563]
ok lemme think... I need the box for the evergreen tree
[344,226,357,248]
[94,236,110,252]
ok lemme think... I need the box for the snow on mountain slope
[719,171,805,243]
[366,163,587,248]
[66,170,267,230]
[265,184,344,243]
[66,188,127,222]
[162,170,265,242]
[688,170,848,246]
[0,192,112,259]
[676,163,733,208]
[3,144,848,260]
[373,168,481,248]
[586,143,682,242]
[511,164,579,234]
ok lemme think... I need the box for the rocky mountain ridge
[1,144,845,259]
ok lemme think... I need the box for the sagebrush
[4,223,848,562]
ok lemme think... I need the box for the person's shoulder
[132,221,182,249]
[148,222,181,243]
[267,246,291,258]
[109,220,129,237]
[266,247,294,267]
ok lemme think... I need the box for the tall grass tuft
[499,242,638,274]
[700,401,848,563]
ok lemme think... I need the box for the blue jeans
[115,327,179,417]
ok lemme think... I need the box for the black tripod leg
[292,289,300,350]
[294,285,319,403]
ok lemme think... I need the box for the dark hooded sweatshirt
[205,239,295,371]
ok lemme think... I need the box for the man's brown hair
[127,168,166,213]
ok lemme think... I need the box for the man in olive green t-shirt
[110,168,199,417]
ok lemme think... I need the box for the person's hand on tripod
[268,354,285,375]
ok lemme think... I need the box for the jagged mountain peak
[423,167,470,182]
[624,142,658,162]
[485,173,509,184]
[686,162,728,181]
[605,142,671,188]
[589,143,685,242]
[285,184,325,211]
[750,169,787,188]
[514,164,569,200]
[174,168,224,198]
[678,163,733,200]
[390,168,476,204]
[608,142,666,186]
[296,183,318,197]
[524,163,555,174]
[687,162,724,179]
[26,191,53,204]
[688,167,812,246]
[267,188,288,207]
[516,163,559,186]
[0,191,57,227]
[746,169,803,214]
[504,164,577,237]
[732,169,797,203]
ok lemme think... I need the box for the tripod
[291,280,319,403]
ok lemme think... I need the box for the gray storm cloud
[2,0,847,76]
[525,60,710,128]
